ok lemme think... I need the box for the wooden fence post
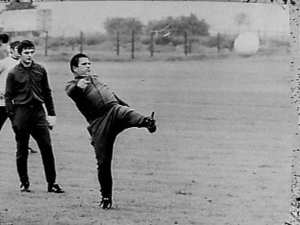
[217,33,221,54]
[116,32,120,56]
[44,30,48,56]
[131,29,135,59]
[184,31,188,56]
[80,31,84,53]
[150,32,154,57]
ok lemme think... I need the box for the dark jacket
[65,75,128,123]
[5,61,56,117]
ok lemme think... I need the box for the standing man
[5,40,64,193]
[0,40,36,153]
[0,41,20,131]
[65,53,157,209]
[0,33,10,60]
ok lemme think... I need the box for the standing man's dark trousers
[0,106,8,131]
[11,103,56,185]
[88,105,146,199]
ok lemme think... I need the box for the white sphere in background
[234,32,260,57]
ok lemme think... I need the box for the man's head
[70,53,91,76]
[18,40,35,66]
[9,41,20,58]
[10,41,20,50]
[18,40,35,55]
[0,33,10,44]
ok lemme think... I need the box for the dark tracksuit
[65,74,146,199]
[5,61,57,185]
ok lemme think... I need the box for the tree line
[104,13,210,46]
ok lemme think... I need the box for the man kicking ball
[65,53,157,209]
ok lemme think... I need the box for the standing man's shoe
[48,183,65,193]
[99,197,112,209]
[20,182,30,192]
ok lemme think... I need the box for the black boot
[48,183,65,193]
[143,111,157,133]
[99,197,112,209]
[20,181,30,192]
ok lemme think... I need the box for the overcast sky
[0,1,290,37]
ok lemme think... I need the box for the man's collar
[18,60,35,70]
[10,55,19,61]
[75,74,98,79]
[20,60,34,68]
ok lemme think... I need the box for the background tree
[145,14,210,45]
[174,14,210,36]
[104,17,143,43]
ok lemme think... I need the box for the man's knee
[96,157,111,172]
[16,147,29,159]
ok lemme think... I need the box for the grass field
[0,53,296,224]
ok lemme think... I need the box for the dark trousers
[88,105,145,198]
[12,103,56,184]
[0,106,8,132]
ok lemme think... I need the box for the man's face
[74,57,91,76]
[20,48,35,65]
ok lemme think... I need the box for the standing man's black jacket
[5,61,56,118]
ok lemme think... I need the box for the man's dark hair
[17,40,35,55]
[70,53,89,73]
[0,34,10,44]
[10,41,20,49]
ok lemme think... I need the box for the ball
[234,32,260,57]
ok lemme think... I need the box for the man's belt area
[27,101,43,108]
[15,101,43,108]
[89,101,117,122]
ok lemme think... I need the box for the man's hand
[77,78,90,89]
[47,116,56,130]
